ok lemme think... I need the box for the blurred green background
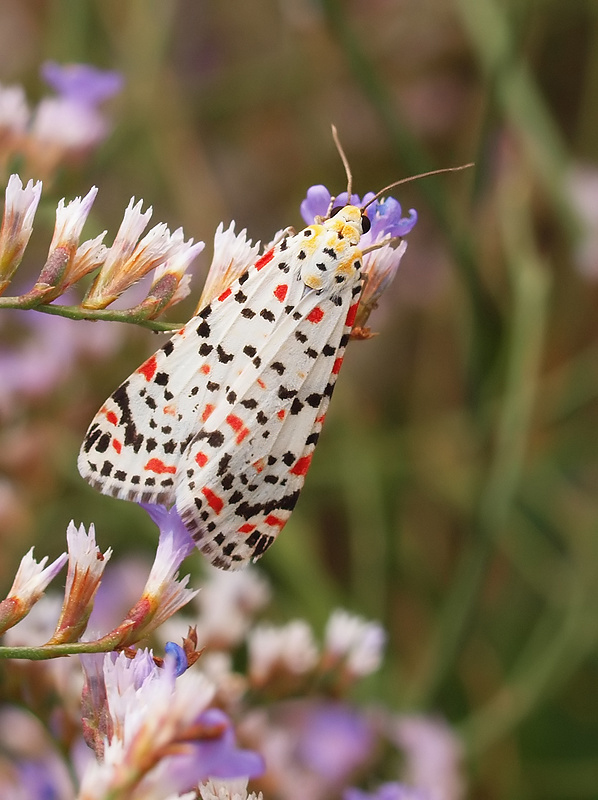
[1,0,598,797]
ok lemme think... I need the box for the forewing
[78,241,306,504]
[175,278,363,569]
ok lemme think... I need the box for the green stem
[454,0,579,238]
[403,166,551,708]
[320,0,503,386]
[0,297,182,332]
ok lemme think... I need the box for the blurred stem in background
[405,150,551,711]
[321,0,504,401]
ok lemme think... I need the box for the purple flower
[141,502,196,561]
[368,196,418,238]
[344,783,429,800]
[297,703,376,782]
[192,708,265,780]
[299,184,417,240]
[41,61,123,107]
[165,640,188,676]
[17,757,74,800]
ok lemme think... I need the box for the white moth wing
[175,275,363,569]
[77,237,307,504]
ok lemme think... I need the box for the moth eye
[360,214,371,234]
[330,206,344,217]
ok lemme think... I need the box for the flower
[32,186,99,298]
[41,61,124,107]
[390,716,464,800]
[83,199,204,311]
[78,650,263,799]
[299,184,417,238]
[297,703,376,783]
[142,231,205,317]
[344,783,429,800]
[46,521,112,645]
[248,619,319,688]
[194,565,271,650]
[0,83,30,136]
[102,504,197,646]
[0,175,42,294]
[0,548,67,634]
[200,778,264,800]
[324,610,386,677]
[31,62,123,155]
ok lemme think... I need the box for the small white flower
[68,231,109,286]
[48,186,98,253]
[148,233,205,309]
[64,521,112,595]
[46,522,112,645]
[0,175,43,288]
[324,609,386,676]
[196,566,271,648]
[83,197,152,307]
[361,239,408,307]
[248,619,319,684]
[32,96,108,150]
[200,778,263,800]
[198,221,261,308]
[0,83,30,133]
[4,548,67,609]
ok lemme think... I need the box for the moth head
[300,206,365,291]
[328,204,370,239]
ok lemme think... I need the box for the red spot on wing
[138,354,157,382]
[226,414,250,444]
[307,307,324,324]
[202,487,224,514]
[105,410,118,425]
[345,301,359,328]
[257,378,266,389]
[163,404,177,416]
[264,514,286,527]
[253,458,265,473]
[195,451,208,468]
[239,523,256,534]
[274,284,288,302]
[316,414,326,424]
[255,248,275,271]
[290,454,312,476]
[144,458,176,475]
[332,357,343,375]
[112,439,122,454]
[200,364,211,374]
[277,409,286,420]
[201,404,215,423]
[218,287,232,302]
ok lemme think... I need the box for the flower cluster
[0,62,122,180]
[0,506,464,800]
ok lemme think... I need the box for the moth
[78,132,438,569]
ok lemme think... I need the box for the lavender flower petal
[41,61,124,107]
[165,641,188,677]
[300,184,332,224]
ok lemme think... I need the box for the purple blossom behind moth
[78,133,420,569]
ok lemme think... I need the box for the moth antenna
[361,163,474,211]
[331,124,353,200]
